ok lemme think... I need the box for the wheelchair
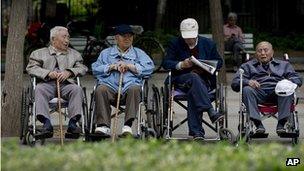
[20,77,88,146]
[86,77,156,141]
[149,71,235,143]
[237,54,300,144]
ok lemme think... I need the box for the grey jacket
[26,46,88,84]
[231,58,302,92]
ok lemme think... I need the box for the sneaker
[95,126,111,136]
[121,125,133,136]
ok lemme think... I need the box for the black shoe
[36,124,53,139]
[210,114,224,124]
[193,134,205,140]
[67,119,81,134]
[255,124,266,134]
[276,120,287,134]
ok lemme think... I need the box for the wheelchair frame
[86,77,156,141]
[150,71,235,143]
[20,77,88,146]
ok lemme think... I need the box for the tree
[209,0,227,84]
[1,0,28,137]
[155,0,167,30]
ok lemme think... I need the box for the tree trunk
[1,0,28,137]
[155,0,167,30]
[209,0,227,84]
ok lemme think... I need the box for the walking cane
[56,79,64,146]
[112,73,124,142]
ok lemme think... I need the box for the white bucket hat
[275,79,297,96]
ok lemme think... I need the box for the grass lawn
[2,138,304,171]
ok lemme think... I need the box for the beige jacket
[26,46,88,84]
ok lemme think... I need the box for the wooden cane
[112,73,124,142]
[56,79,64,146]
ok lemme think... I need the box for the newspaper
[189,56,218,74]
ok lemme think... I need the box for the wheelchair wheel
[149,85,162,138]
[219,128,236,144]
[134,37,165,73]
[20,88,30,145]
[26,129,45,147]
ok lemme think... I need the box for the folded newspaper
[190,56,218,74]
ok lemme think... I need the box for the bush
[2,138,304,171]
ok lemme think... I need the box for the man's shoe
[255,125,266,134]
[95,126,111,136]
[276,120,287,134]
[67,116,82,134]
[193,134,205,140]
[36,123,53,139]
[121,125,133,137]
[211,114,224,124]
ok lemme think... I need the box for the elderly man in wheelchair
[90,24,154,138]
[162,18,224,140]
[25,26,88,141]
[231,41,302,142]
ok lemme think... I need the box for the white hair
[50,26,68,41]
[228,12,237,20]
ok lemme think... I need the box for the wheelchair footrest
[250,132,269,138]
[278,132,299,138]
[34,132,53,139]
[65,132,80,139]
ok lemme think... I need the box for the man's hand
[117,61,129,73]
[57,70,72,82]
[109,64,118,71]
[181,58,193,69]
[248,79,260,89]
[48,71,58,80]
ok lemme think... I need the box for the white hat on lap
[275,79,297,96]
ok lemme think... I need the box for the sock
[124,118,134,127]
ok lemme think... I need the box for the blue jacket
[92,45,154,93]
[231,58,302,92]
[162,36,223,87]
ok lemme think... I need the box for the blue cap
[115,24,134,35]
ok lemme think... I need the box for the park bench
[69,36,87,53]
[199,33,255,55]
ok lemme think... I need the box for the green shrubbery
[2,138,304,171]
[255,33,304,51]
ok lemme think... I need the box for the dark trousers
[242,86,293,121]
[173,73,213,136]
